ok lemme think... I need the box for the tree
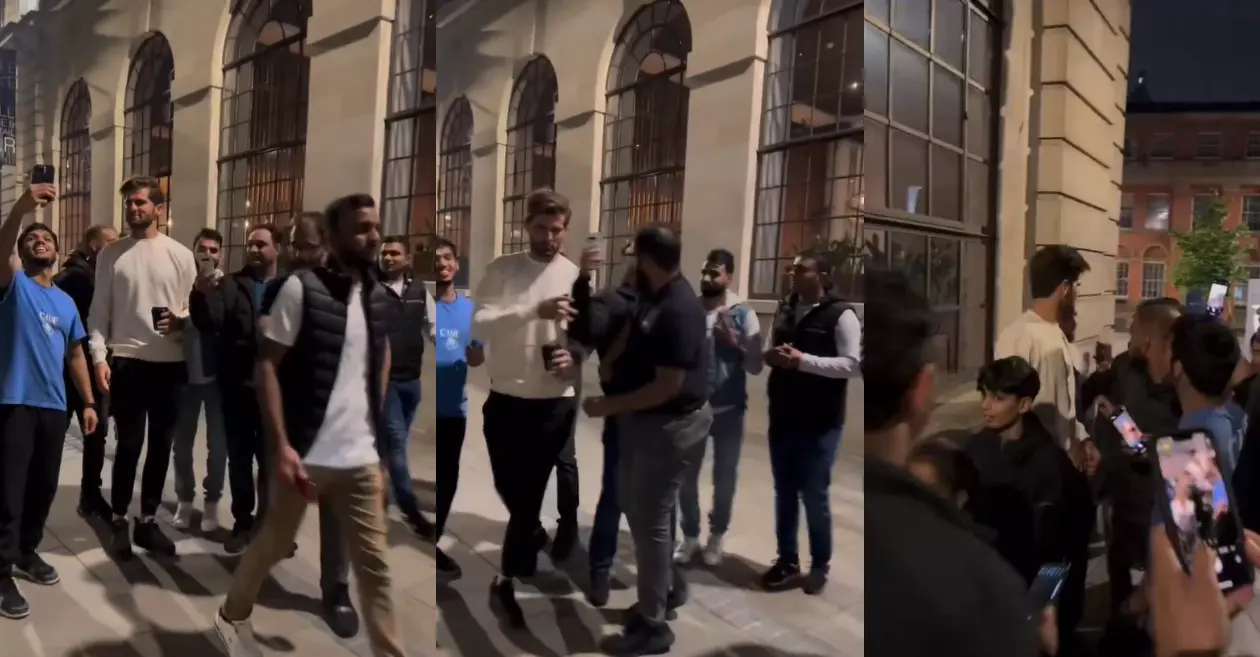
[1171,193,1249,296]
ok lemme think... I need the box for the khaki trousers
[222,464,404,657]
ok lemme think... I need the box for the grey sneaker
[213,609,264,657]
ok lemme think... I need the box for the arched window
[60,80,91,245]
[438,97,472,285]
[382,0,436,274]
[753,1,861,298]
[503,55,558,256]
[124,33,174,233]
[864,0,999,373]
[217,0,311,268]
[598,0,691,282]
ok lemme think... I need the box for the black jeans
[220,381,269,531]
[110,358,184,518]
[555,427,579,526]
[482,393,575,577]
[0,405,68,575]
[66,366,109,492]
[435,416,468,539]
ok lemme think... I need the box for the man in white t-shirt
[213,194,404,657]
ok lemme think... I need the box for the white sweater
[471,251,579,400]
[88,233,197,364]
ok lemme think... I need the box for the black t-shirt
[618,275,708,415]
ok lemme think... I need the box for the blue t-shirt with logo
[0,272,86,410]
[436,295,474,418]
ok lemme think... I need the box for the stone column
[167,75,221,247]
[465,127,502,289]
[552,107,603,260]
[88,111,122,232]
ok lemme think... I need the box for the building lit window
[1142,246,1166,299]
[1239,266,1260,306]
[382,0,435,274]
[1195,132,1222,160]
[1243,195,1260,231]
[59,79,90,244]
[1116,261,1129,299]
[1145,193,1170,231]
[1119,192,1133,228]
[216,0,311,269]
[502,56,558,256]
[123,33,174,233]
[598,0,691,284]
[438,97,472,286]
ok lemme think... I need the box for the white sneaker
[201,502,221,533]
[702,533,726,566]
[213,609,264,657]
[673,537,702,564]
[172,502,194,530]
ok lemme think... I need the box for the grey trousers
[618,405,712,624]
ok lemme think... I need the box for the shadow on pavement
[697,645,832,657]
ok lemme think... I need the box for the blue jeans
[679,406,745,538]
[384,379,422,520]
[589,419,622,575]
[767,422,841,570]
[172,382,227,504]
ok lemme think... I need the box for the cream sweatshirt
[88,233,197,364]
[994,310,1085,449]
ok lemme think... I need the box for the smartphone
[150,306,169,331]
[30,164,54,184]
[1207,281,1229,318]
[1151,430,1254,593]
[1110,407,1145,454]
[1028,563,1070,616]
[195,252,215,277]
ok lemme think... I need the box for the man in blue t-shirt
[432,238,483,580]
[0,182,99,620]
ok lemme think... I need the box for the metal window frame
[59,79,91,245]
[502,55,559,256]
[438,96,473,283]
[124,33,174,233]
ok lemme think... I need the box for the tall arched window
[864,0,999,374]
[503,55,558,256]
[124,33,174,233]
[382,0,436,274]
[438,97,472,285]
[60,80,91,244]
[599,0,691,282]
[753,1,861,298]
[217,0,310,268]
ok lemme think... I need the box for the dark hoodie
[53,249,96,330]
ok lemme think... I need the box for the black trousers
[435,416,468,539]
[66,366,109,492]
[482,392,576,577]
[220,381,269,531]
[0,405,68,575]
[110,358,185,518]
[554,428,579,526]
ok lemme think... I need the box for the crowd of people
[869,243,1260,657]
[432,189,860,655]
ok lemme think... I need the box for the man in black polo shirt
[583,226,711,655]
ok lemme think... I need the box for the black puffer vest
[278,267,389,458]
[766,291,852,433]
[373,274,427,381]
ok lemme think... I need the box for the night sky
[1129,0,1260,102]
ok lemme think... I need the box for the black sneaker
[133,518,176,557]
[760,559,801,591]
[15,555,58,586]
[223,526,251,556]
[408,513,437,541]
[436,549,462,580]
[550,520,578,563]
[802,567,828,595]
[621,602,677,627]
[604,615,675,656]
[666,564,688,610]
[321,584,360,638]
[0,577,27,619]
[76,489,110,520]
[587,570,612,608]
[109,517,133,561]
[492,578,526,629]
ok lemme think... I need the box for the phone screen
[31,165,54,184]
[1028,563,1069,614]
[1153,432,1253,592]
[195,252,214,277]
[1111,408,1145,453]
[1207,282,1229,317]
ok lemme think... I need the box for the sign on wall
[0,49,15,168]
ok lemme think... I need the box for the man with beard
[675,248,763,568]
[471,189,584,627]
[89,176,195,560]
[53,224,117,519]
[0,183,99,618]
[214,194,404,656]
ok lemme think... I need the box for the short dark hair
[864,269,935,431]
[909,435,980,499]
[798,251,835,276]
[525,188,571,225]
[976,356,1041,400]
[1138,296,1185,313]
[248,223,278,243]
[1027,245,1089,299]
[433,237,457,257]
[382,235,410,253]
[194,227,223,247]
[118,176,167,205]
[633,225,682,272]
[324,194,376,235]
[704,249,735,274]
[20,222,57,249]
[1170,314,1241,398]
[83,224,111,244]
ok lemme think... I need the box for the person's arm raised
[0,183,56,289]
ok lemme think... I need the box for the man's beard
[700,284,724,298]
[126,215,154,230]
[24,255,54,270]
[529,241,558,259]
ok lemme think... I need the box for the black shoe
[802,567,828,595]
[15,555,58,586]
[602,616,675,656]
[407,512,436,541]
[760,559,801,591]
[550,520,578,563]
[621,603,677,627]
[436,549,462,580]
[321,584,360,638]
[223,526,251,556]
[493,578,526,629]
[77,489,110,520]
[133,518,176,557]
[588,570,612,608]
[0,577,28,619]
[666,564,688,610]
[109,517,133,561]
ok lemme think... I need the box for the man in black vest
[761,253,860,595]
[377,235,435,537]
[213,195,404,657]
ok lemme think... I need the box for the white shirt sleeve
[261,276,304,347]
[799,309,862,379]
[87,247,115,364]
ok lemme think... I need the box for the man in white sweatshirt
[88,176,196,560]
[471,188,585,627]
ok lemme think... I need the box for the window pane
[863,22,889,117]
[890,38,929,133]
[892,0,930,49]
[891,129,928,214]
[934,0,966,71]
[930,146,961,221]
[932,66,963,146]
[1146,194,1170,230]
